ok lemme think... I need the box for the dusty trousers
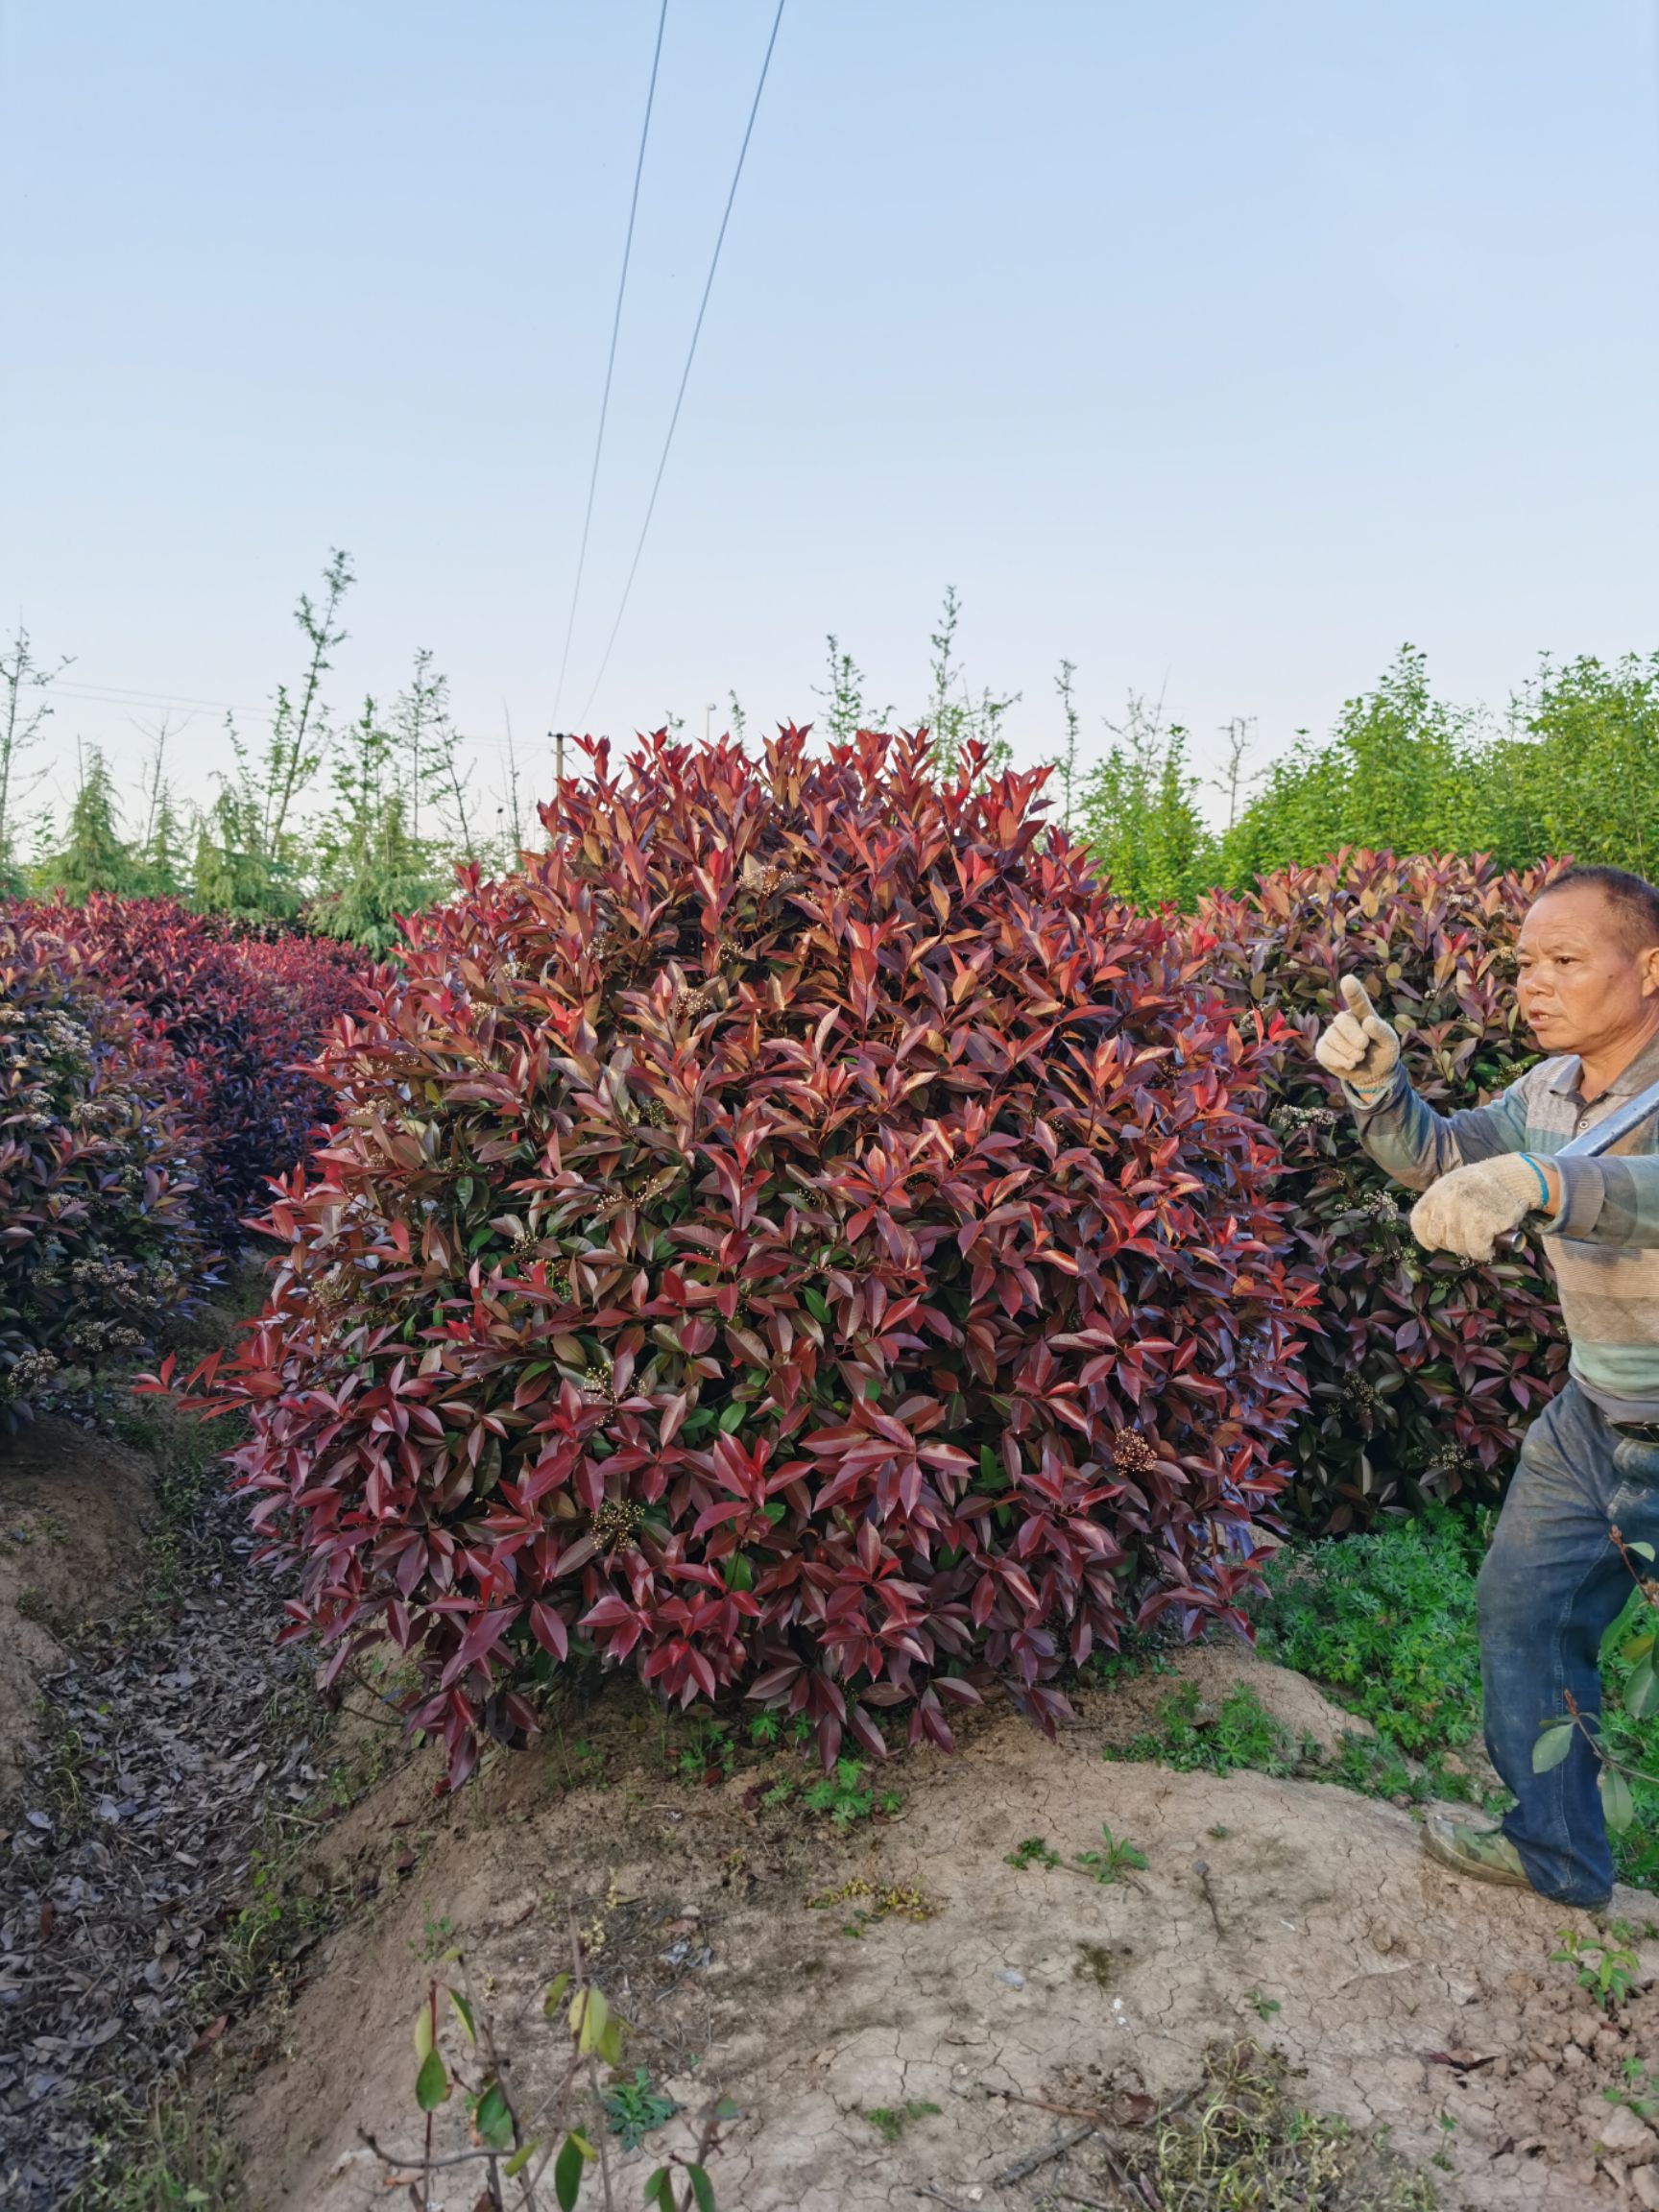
[1478,1378,1659,1908]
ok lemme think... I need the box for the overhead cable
[577,0,786,726]
[549,0,670,728]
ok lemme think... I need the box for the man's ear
[1641,944,1659,1000]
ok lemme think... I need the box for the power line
[578,0,786,727]
[28,678,271,719]
[549,0,669,728]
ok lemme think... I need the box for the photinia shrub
[1197,849,1567,1530]
[166,729,1312,1784]
[12,898,371,1246]
[0,921,207,1424]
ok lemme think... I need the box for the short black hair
[1541,864,1659,953]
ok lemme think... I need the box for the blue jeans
[1479,1379,1659,1908]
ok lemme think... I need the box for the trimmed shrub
[1198,849,1567,1529]
[12,898,370,1245]
[0,922,207,1423]
[171,731,1311,1783]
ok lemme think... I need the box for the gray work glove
[1408,1154,1553,1262]
[1313,976,1402,1095]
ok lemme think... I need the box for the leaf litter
[0,1448,320,2209]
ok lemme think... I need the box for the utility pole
[551,731,566,786]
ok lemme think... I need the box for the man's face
[1516,885,1659,1057]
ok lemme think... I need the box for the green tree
[0,626,71,893]
[1074,697,1215,908]
[1218,645,1475,886]
[925,586,1016,781]
[1481,654,1659,875]
[397,649,479,871]
[131,723,188,898]
[37,745,145,901]
[194,549,353,924]
[1053,659,1081,833]
[813,634,890,743]
[306,698,442,952]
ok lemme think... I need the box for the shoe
[1422,1812,1531,1889]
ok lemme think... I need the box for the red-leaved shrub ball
[180,731,1312,1784]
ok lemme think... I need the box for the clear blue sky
[3,1,1657,829]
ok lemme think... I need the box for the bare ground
[0,1418,154,1801]
[5,1407,1656,2210]
[229,1653,1659,2212]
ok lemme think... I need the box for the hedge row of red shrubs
[133,736,1575,1787]
[1198,850,1568,1530]
[0,899,371,1417]
[0,922,207,1427]
[13,898,371,1246]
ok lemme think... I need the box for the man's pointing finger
[1339,975,1376,1020]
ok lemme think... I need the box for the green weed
[1552,1927,1638,2013]
[204,1847,334,2006]
[1259,1513,1659,1884]
[1004,1836,1062,1870]
[64,2089,245,2211]
[414,1910,456,1962]
[1604,2056,1659,2122]
[1075,1823,1148,1884]
[1255,1511,1482,1755]
[1110,1679,1302,1779]
[861,2100,940,2145]
[801,1758,899,1827]
[602,2066,682,2151]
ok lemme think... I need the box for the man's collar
[1546,1028,1659,1099]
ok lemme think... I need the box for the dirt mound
[0,1418,153,1801]
[1098,1635,1377,1759]
[232,1672,1658,2212]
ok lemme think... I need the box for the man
[1315,863,1659,1911]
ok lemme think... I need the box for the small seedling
[1552,1927,1639,2012]
[414,1911,455,1961]
[1605,2057,1659,2121]
[861,2101,940,2144]
[1244,1988,1280,2020]
[1005,1836,1062,1871]
[800,1758,898,1827]
[1209,1823,1231,1839]
[1074,1823,1147,1885]
[602,2066,681,2151]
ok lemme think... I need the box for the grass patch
[1254,1509,1483,1755]
[1255,1509,1659,1887]
[64,2087,246,2211]
[861,2099,940,2144]
[1107,1679,1306,1778]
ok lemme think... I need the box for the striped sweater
[1347,1030,1659,1421]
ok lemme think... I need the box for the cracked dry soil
[233,1658,1659,2212]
